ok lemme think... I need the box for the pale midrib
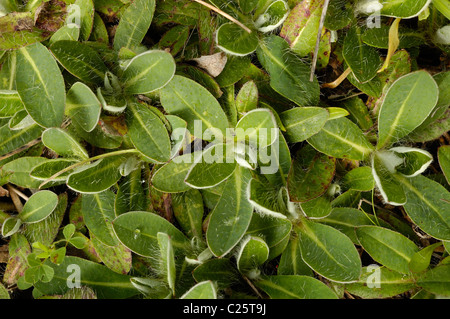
[52,274,134,289]
[58,52,105,79]
[397,176,450,230]
[130,105,166,160]
[301,223,349,270]
[322,127,373,156]
[259,43,299,85]
[20,202,52,220]
[0,124,38,149]
[122,9,149,50]
[20,48,58,119]
[363,232,414,263]
[8,51,16,91]
[73,158,120,183]
[125,57,163,87]
[381,78,421,147]
[171,88,217,130]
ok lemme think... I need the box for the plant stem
[39,149,140,189]
[193,0,252,34]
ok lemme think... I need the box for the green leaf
[158,25,190,57]
[67,155,127,194]
[307,117,375,161]
[91,235,132,275]
[49,25,80,44]
[235,108,278,148]
[257,35,320,102]
[417,264,450,297]
[192,259,241,289]
[121,50,176,95]
[82,191,118,246]
[172,189,204,239]
[63,224,76,240]
[90,12,109,44]
[380,0,431,18]
[114,168,147,215]
[181,281,217,299]
[0,156,49,189]
[300,195,332,219]
[254,0,289,33]
[324,0,353,30]
[216,23,259,56]
[206,166,253,257]
[255,275,338,299]
[215,55,251,88]
[246,212,292,262]
[280,107,329,143]
[71,119,123,150]
[74,0,95,41]
[126,102,171,163]
[280,0,324,56]
[0,282,10,299]
[50,40,108,85]
[356,226,419,274]
[0,90,23,118]
[185,144,236,189]
[151,152,197,193]
[338,96,374,131]
[65,82,102,133]
[42,128,89,160]
[438,146,450,185]
[18,190,58,224]
[287,145,336,203]
[160,75,229,140]
[397,174,450,241]
[16,42,65,128]
[409,242,443,273]
[8,109,34,131]
[343,25,382,83]
[278,236,313,276]
[3,234,31,287]
[371,151,407,205]
[112,211,190,257]
[0,123,43,158]
[236,236,269,274]
[297,219,362,283]
[235,80,258,115]
[345,266,416,299]
[30,159,78,182]
[247,178,289,219]
[34,256,139,299]
[390,147,433,177]
[1,217,22,237]
[113,0,155,52]
[257,35,320,107]
[433,0,450,19]
[362,25,425,49]
[157,232,176,294]
[0,51,16,90]
[377,71,439,149]
[342,166,375,192]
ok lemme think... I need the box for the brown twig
[0,138,42,162]
[6,184,23,213]
[193,0,252,34]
